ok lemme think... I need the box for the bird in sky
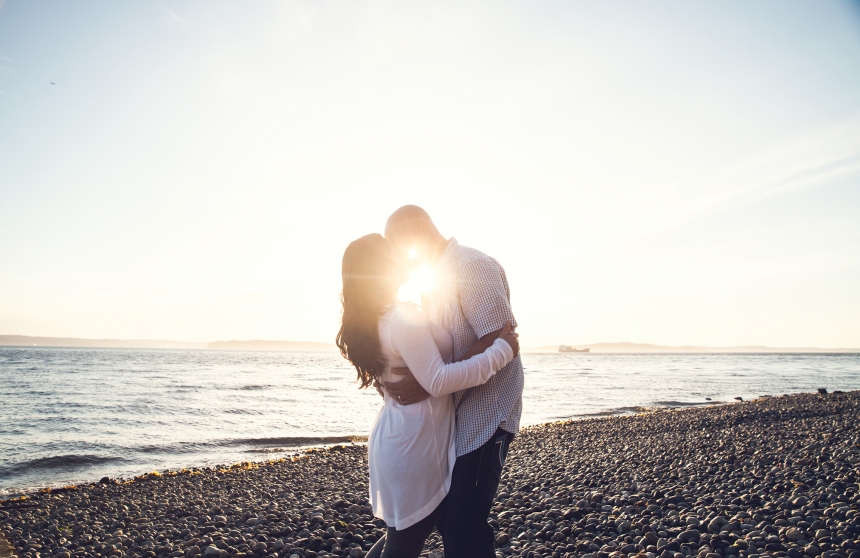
[50,82,55,85]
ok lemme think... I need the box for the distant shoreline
[0,335,207,350]
[0,335,336,352]
[522,341,860,354]
[1,335,858,353]
[206,340,337,352]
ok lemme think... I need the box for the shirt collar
[435,237,459,270]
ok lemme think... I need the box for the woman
[336,233,518,558]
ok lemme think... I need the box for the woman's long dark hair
[336,233,397,389]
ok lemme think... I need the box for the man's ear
[417,220,433,240]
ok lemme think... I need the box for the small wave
[0,454,127,480]
[612,405,658,413]
[572,406,654,418]
[72,436,369,458]
[245,448,295,454]
[577,401,725,417]
[232,435,367,447]
[571,411,616,418]
[239,385,274,391]
[654,400,725,407]
[135,442,215,454]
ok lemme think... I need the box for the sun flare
[398,264,437,305]
[410,265,437,293]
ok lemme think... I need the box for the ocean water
[1,346,859,497]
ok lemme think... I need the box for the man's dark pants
[438,427,515,558]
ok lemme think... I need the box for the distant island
[1,335,857,353]
[207,340,337,352]
[0,335,337,352]
[0,335,207,349]
[523,341,860,353]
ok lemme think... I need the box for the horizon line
[1,334,858,353]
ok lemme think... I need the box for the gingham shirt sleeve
[458,256,517,339]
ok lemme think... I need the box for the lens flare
[397,264,437,304]
[410,265,436,293]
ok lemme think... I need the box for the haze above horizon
[1,1,859,349]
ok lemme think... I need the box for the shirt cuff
[493,337,514,362]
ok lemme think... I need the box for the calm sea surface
[1,347,859,496]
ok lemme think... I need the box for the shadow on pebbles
[1,391,858,558]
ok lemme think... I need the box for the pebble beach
[1,391,857,558]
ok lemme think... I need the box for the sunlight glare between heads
[398,265,437,305]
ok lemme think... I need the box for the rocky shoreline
[1,391,858,558]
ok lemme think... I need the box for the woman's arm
[389,305,514,398]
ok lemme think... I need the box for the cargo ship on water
[558,345,590,353]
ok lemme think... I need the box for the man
[384,205,524,558]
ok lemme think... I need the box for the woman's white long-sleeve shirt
[368,303,514,530]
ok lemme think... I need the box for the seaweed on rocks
[1,392,858,558]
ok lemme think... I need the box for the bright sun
[398,264,437,304]
[410,265,437,293]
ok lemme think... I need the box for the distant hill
[0,335,338,352]
[207,340,337,352]
[0,335,206,349]
[524,342,860,354]
[4,335,854,354]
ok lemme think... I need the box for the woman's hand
[498,321,520,357]
[372,378,385,398]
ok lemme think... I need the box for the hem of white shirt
[376,482,448,531]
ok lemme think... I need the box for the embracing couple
[336,206,524,558]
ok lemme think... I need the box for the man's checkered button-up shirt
[423,238,524,457]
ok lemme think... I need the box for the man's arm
[459,256,517,339]
[457,326,520,361]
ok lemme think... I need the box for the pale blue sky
[1,1,859,347]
